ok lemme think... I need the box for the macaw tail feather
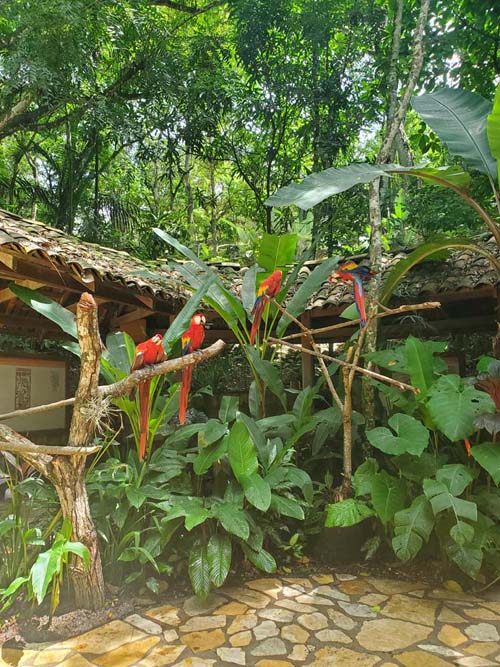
[179,365,193,425]
[250,300,266,344]
[138,380,150,460]
[353,279,367,326]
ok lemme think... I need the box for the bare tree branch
[0,340,226,422]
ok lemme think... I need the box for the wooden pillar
[301,311,314,388]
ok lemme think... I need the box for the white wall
[0,357,67,431]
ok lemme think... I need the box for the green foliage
[0,519,88,613]
[367,413,429,456]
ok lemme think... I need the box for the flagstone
[93,636,160,667]
[316,628,352,643]
[338,578,374,596]
[179,615,226,632]
[216,602,248,616]
[287,645,309,662]
[224,587,271,608]
[369,578,420,595]
[337,601,377,618]
[125,614,163,634]
[181,629,225,653]
[358,593,388,606]
[139,644,186,667]
[56,656,97,667]
[418,644,464,657]
[295,593,334,606]
[335,573,357,581]
[312,574,334,584]
[464,643,500,657]
[257,608,294,622]
[183,594,227,617]
[53,620,148,654]
[255,661,294,667]
[246,578,282,599]
[314,585,350,601]
[253,620,279,640]
[280,585,303,597]
[296,611,328,631]
[465,624,500,642]
[429,589,480,602]
[250,638,287,656]
[146,605,182,626]
[356,619,432,651]
[275,599,316,613]
[169,659,215,667]
[455,658,497,667]
[280,623,309,643]
[216,647,246,665]
[437,624,468,646]
[327,608,358,630]
[396,650,455,667]
[163,629,179,642]
[381,594,438,626]
[313,646,380,667]
[282,577,312,588]
[33,648,71,665]
[464,607,500,622]
[438,607,467,623]
[228,613,258,634]
[480,601,500,614]
[229,631,253,647]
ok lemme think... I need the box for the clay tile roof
[211,240,500,312]
[0,208,187,303]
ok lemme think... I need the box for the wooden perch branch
[269,336,418,394]
[280,301,442,342]
[0,428,102,457]
[0,340,226,423]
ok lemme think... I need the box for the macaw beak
[329,271,340,283]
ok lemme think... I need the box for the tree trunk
[363,0,430,428]
[50,456,105,610]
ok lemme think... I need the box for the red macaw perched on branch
[179,313,206,425]
[330,261,375,326]
[250,269,283,344]
[130,333,166,460]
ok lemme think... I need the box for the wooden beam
[0,250,16,270]
[114,307,153,326]
[0,280,43,304]
[300,311,314,388]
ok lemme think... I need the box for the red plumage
[179,313,206,425]
[329,262,375,326]
[130,334,165,460]
[250,269,283,344]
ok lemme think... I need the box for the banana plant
[266,85,500,303]
[154,228,339,417]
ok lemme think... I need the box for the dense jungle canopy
[0,0,498,260]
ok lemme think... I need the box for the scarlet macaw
[330,261,375,326]
[130,333,166,460]
[250,269,283,344]
[179,313,206,425]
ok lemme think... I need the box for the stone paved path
[2,572,500,667]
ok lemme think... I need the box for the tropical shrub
[325,336,500,580]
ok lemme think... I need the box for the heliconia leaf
[257,232,297,273]
[188,542,210,599]
[207,533,232,587]
[487,83,500,184]
[241,264,260,318]
[242,473,272,511]
[276,257,340,336]
[162,275,217,353]
[412,88,496,180]
[9,283,78,341]
[227,420,258,481]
